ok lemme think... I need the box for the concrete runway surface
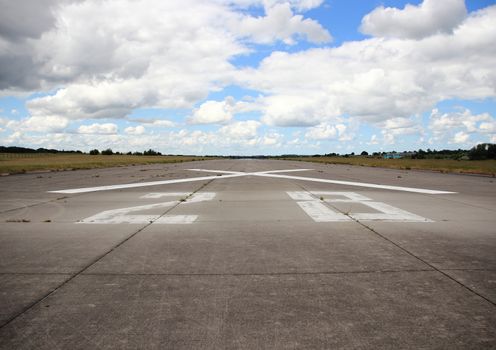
[0,159,495,349]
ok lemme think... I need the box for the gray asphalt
[0,159,495,349]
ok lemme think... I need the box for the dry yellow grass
[0,153,211,174]
[281,156,496,176]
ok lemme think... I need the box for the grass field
[281,156,496,176]
[1,153,495,176]
[0,153,211,175]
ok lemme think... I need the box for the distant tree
[488,144,496,159]
[415,149,426,159]
[101,148,113,155]
[143,149,161,156]
[0,146,36,153]
[469,143,496,160]
[360,151,368,156]
[89,149,100,155]
[350,152,355,156]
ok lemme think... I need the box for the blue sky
[0,0,495,155]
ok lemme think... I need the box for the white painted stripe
[141,192,190,199]
[255,169,313,174]
[77,200,178,223]
[297,201,351,222]
[256,173,456,194]
[187,169,245,175]
[140,192,215,201]
[155,215,198,224]
[78,214,198,224]
[287,191,315,201]
[49,173,245,194]
[187,168,312,175]
[78,214,159,224]
[188,192,216,202]
[312,191,372,202]
[349,201,432,222]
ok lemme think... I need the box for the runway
[0,159,495,348]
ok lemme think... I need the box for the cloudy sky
[0,0,495,155]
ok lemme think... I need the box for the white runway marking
[348,201,432,222]
[311,191,371,202]
[141,192,190,199]
[78,190,431,224]
[297,201,351,222]
[287,191,315,201]
[187,169,245,175]
[49,174,245,194]
[79,192,215,224]
[288,191,432,223]
[258,173,455,194]
[251,169,315,174]
[49,168,456,194]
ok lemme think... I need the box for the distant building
[383,153,402,159]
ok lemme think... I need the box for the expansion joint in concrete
[294,182,496,308]
[0,179,215,330]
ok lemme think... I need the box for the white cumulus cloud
[360,0,467,39]
[234,3,331,45]
[78,123,118,134]
[124,125,146,135]
[6,115,69,133]
[451,131,470,144]
[189,98,235,125]
[219,120,261,139]
[429,108,495,144]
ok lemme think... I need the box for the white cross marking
[49,169,456,195]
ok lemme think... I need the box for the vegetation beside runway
[0,153,212,175]
[279,156,496,176]
[1,144,495,176]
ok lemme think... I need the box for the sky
[0,0,495,155]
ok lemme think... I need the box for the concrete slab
[443,269,496,303]
[0,223,137,273]
[0,274,70,325]
[0,273,495,349]
[365,221,496,270]
[84,221,427,275]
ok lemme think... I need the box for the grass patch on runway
[0,153,211,175]
[280,156,496,176]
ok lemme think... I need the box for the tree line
[0,146,163,156]
[1,144,495,160]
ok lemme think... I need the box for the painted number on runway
[287,191,432,222]
[78,191,431,225]
[78,192,215,224]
